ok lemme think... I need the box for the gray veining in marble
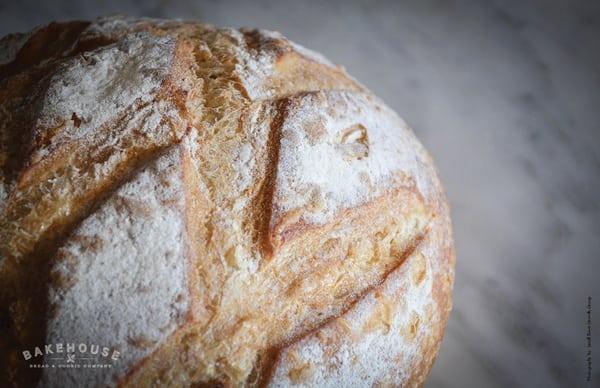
[1,0,599,387]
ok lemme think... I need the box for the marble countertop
[1,0,598,386]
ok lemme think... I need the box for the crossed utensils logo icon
[66,354,75,363]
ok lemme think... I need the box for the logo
[22,343,120,369]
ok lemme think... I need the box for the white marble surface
[1,0,599,386]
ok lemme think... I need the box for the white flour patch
[42,147,189,387]
[272,90,430,226]
[32,32,176,160]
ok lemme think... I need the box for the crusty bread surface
[0,16,455,388]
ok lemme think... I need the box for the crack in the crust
[186,36,239,321]
[252,98,288,259]
[256,232,429,387]
[1,98,167,261]
[139,209,431,388]
[0,29,150,192]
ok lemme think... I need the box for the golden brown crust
[0,16,454,388]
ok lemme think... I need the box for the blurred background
[1,0,599,386]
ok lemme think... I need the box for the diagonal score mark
[0,34,197,263]
[253,98,289,259]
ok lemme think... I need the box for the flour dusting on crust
[32,32,176,161]
[272,90,431,226]
[42,147,190,387]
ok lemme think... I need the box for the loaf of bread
[0,16,455,387]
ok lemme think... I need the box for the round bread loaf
[0,16,455,388]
